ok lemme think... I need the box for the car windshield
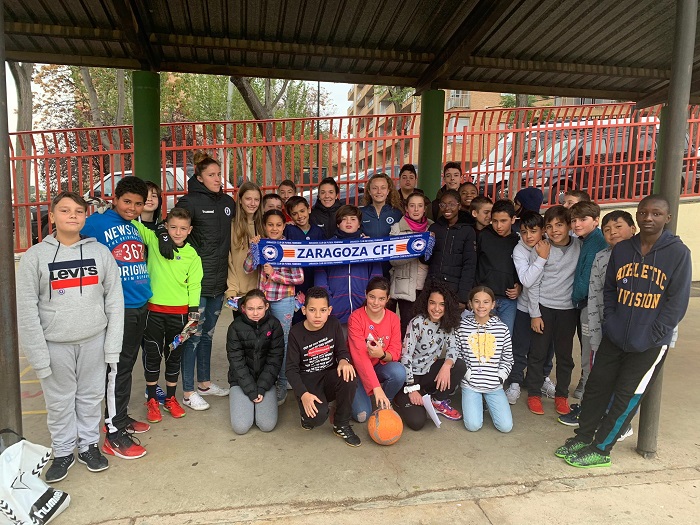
[484,139,512,165]
[536,139,574,165]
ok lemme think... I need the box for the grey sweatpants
[229,386,278,435]
[39,332,107,457]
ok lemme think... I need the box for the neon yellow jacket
[132,221,203,308]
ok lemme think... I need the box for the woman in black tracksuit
[424,190,476,308]
[227,289,285,434]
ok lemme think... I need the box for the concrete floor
[17,300,700,524]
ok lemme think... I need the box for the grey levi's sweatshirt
[16,234,124,379]
[527,237,581,317]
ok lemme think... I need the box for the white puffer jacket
[389,217,433,301]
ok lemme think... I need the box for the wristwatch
[403,384,420,394]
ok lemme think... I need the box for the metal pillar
[132,71,161,185]
[0,5,23,450]
[637,0,697,459]
[418,89,446,199]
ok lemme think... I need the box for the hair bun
[193,151,210,165]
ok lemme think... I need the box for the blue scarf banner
[250,233,434,268]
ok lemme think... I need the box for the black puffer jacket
[310,199,342,238]
[425,217,476,304]
[175,177,235,296]
[227,311,285,400]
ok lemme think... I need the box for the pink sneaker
[431,398,462,420]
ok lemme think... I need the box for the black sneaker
[333,424,361,447]
[45,454,75,483]
[77,444,109,472]
[558,403,581,427]
[301,419,313,431]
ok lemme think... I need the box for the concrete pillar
[0,5,23,450]
[418,90,446,200]
[637,0,697,459]
[132,71,161,185]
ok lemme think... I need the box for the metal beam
[462,56,670,80]
[637,0,697,460]
[415,0,517,93]
[152,33,435,64]
[0,1,23,448]
[4,50,141,69]
[4,22,124,41]
[110,0,159,70]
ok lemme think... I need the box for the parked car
[520,118,700,204]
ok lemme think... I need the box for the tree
[8,61,34,249]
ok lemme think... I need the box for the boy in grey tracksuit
[16,192,124,482]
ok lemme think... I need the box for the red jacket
[347,307,402,394]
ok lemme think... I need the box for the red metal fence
[10,103,700,251]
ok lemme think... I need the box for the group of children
[17,158,691,482]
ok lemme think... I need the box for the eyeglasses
[439,202,459,209]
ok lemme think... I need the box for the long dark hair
[239,289,269,310]
[413,281,461,332]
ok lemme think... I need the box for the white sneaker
[617,426,634,442]
[198,383,230,397]
[182,392,210,411]
[505,383,521,405]
[541,377,556,398]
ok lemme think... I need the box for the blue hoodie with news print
[603,230,691,353]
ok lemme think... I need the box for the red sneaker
[431,398,462,420]
[555,396,571,415]
[145,399,162,423]
[527,396,544,415]
[163,396,186,419]
[102,430,147,459]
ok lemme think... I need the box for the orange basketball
[367,408,403,446]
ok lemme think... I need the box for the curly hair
[413,280,461,332]
[363,173,402,210]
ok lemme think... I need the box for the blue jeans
[269,296,295,387]
[461,386,513,433]
[351,361,405,423]
[181,294,223,392]
[495,296,517,336]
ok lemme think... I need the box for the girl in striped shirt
[244,209,304,405]
[458,286,513,432]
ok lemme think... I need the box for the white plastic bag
[0,430,70,525]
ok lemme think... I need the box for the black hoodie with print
[603,230,691,353]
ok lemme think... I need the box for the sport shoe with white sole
[505,383,521,405]
[541,377,556,398]
[77,444,109,472]
[617,425,634,442]
[197,383,229,397]
[45,454,75,483]
[183,392,210,410]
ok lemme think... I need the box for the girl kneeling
[394,282,467,430]
[459,286,514,432]
[348,277,405,422]
[227,289,285,434]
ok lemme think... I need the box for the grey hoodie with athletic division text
[16,234,124,378]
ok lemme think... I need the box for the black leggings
[393,359,467,431]
[143,310,187,384]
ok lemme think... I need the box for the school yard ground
[18,290,700,524]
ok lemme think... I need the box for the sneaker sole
[46,459,74,483]
[528,407,545,415]
[146,417,162,423]
[101,444,147,460]
[435,412,462,421]
[182,401,210,411]
[557,418,580,427]
[556,408,571,415]
[163,407,186,419]
[617,429,634,442]
[77,457,109,473]
[102,423,150,434]
[506,397,519,405]
[197,390,229,397]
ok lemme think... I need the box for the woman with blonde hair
[227,181,264,309]
[360,173,403,239]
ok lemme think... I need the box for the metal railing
[12,102,699,252]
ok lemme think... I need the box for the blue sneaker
[144,384,166,405]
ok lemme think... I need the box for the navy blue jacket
[360,204,403,238]
[603,230,691,353]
